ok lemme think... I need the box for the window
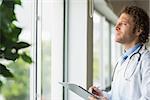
[93,11,102,86]
[1,0,121,100]
[0,0,64,100]
[93,11,111,90]
[93,10,122,91]
[1,1,34,100]
[67,0,91,99]
[38,0,64,100]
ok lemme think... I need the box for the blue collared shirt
[120,43,142,64]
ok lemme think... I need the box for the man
[89,5,150,100]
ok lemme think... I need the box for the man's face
[115,13,138,44]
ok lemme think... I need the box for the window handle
[89,0,94,18]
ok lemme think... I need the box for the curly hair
[119,5,149,43]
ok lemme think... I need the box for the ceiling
[106,0,149,16]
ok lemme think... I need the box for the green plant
[1,57,30,100]
[0,0,32,88]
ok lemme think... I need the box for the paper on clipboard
[59,82,101,100]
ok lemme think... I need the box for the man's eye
[120,22,127,25]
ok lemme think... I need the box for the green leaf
[21,53,32,64]
[4,48,19,61]
[4,53,19,61]
[3,25,22,42]
[0,2,16,22]
[15,0,21,5]
[11,27,22,42]
[3,0,15,10]
[14,42,30,50]
[0,63,13,78]
[0,31,17,49]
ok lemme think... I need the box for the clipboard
[59,82,101,100]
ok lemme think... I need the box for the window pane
[41,1,64,100]
[41,1,52,99]
[0,1,34,100]
[102,19,111,89]
[93,11,102,86]
[93,11,111,90]
[93,11,103,85]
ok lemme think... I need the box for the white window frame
[30,0,64,100]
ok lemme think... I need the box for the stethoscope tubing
[112,45,143,81]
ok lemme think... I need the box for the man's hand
[89,86,103,96]
[88,86,108,100]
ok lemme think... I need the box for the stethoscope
[112,45,143,81]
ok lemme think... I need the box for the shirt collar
[122,43,142,60]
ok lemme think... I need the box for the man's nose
[115,24,120,31]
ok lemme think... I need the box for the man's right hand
[88,86,108,100]
[88,86,103,97]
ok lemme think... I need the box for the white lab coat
[104,45,150,100]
